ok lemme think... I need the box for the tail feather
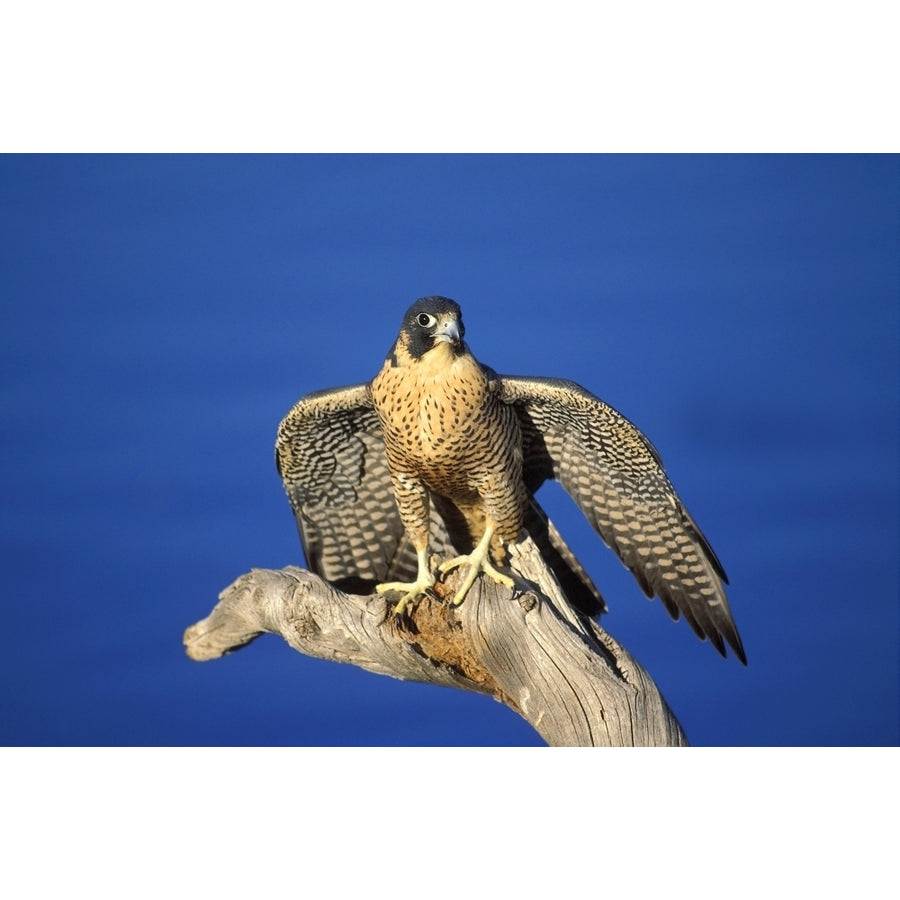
[524,497,606,617]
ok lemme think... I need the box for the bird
[276,296,746,664]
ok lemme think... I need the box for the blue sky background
[1,153,897,747]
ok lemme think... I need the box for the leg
[374,473,436,619]
[375,545,436,618]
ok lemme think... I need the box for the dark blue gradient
[2,154,896,746]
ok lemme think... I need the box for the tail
[524,496,606,617]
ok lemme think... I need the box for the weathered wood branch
[184,536,688,746]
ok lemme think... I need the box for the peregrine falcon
[276,296,746,664]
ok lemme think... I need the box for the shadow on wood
[184,536,688,746]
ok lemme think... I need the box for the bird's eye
[416,313,437,328]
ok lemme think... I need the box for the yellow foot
[438,525,514,606]
[375,547,436,621]
[375,574,436,619]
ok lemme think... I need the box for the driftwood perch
[185,536,687,746]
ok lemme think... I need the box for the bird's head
[398,296,465,360]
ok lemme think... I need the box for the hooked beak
[433,317,461,347]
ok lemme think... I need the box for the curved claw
[376,547,436,622]
[390,586,440,629]
[377,577,434,613]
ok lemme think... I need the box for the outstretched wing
[275,384,460,591]
[496,375,746,664]
[276,384,410,590]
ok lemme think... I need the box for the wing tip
[710,626,748,666]
[729,635,749,666]
[657,583,747,665]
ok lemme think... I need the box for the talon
[393,602,419,631]
[377,581,432,622]
[376,547,435,623]
[438,523,514,606]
